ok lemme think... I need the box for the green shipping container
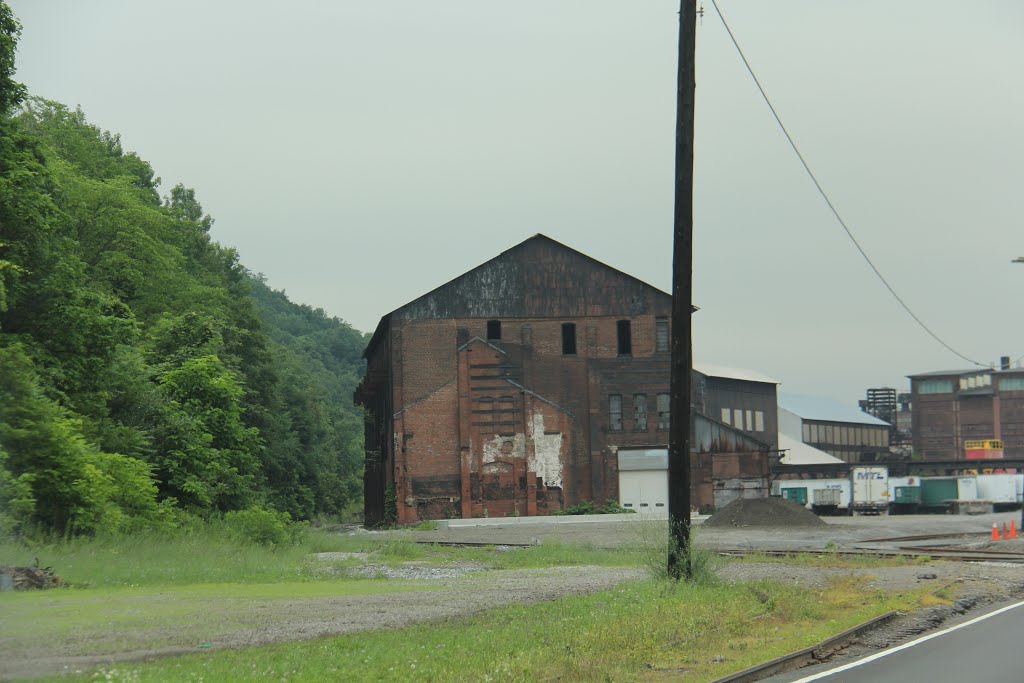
[922,479,958,507]
[894,486,922,504]
[782,487,807,506]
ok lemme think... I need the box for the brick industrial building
[355,235,774,524]
[909,362,1024,460]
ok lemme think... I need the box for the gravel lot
[8,513,1024,681]
[0,565,645,680]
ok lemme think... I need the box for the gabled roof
[364,234,675,358]
[779,393,890,427]
[397,234,671,312]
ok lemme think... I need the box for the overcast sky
[10,1,1024,404]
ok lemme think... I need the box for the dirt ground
[0,565,644,680]
[6,513,1024,681]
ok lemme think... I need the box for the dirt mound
[704,496,826,529]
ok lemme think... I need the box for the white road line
[789,599,1024,682]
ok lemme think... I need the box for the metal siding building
[779,394,891,464]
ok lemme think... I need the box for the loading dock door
[617,448,669,513]
[618,470,668,513]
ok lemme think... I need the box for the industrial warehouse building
[909,364,1024,460]
[778,394,891,464]
[355,235,775,524]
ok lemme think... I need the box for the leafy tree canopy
[0,2,366,534]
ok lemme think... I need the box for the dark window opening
[655,317,669,353]
[609,394,623,431]
[617,320,632,355]
[561,323,576,355]
[486,320,501,340]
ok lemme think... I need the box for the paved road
[764,600,1024,683]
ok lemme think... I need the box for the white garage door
[618,470,668,513]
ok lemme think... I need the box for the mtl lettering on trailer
[856,470,886,480]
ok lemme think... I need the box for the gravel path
[0,566,644,680]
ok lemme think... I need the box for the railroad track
[414,539,1024,562]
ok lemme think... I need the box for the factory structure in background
[908,357,1024,461]
[355,235,778,524]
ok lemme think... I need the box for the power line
[708,0,986,369]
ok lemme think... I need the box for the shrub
[556,500,595,516]
[383,482,397,527]
[222,507,306,547]
[554,500,636,516]
[596,500,635,514]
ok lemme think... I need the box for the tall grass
[632,519,720,583]
[0,526,356,588]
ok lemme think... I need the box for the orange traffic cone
[992,522,1000,541]
[1011,521,1018,539]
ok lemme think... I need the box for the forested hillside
[0,5,365,535]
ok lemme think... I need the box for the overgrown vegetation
[553,499,637,515]
[0,2,366,538]
[0,525,356,588]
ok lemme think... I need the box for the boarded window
[609,394,623,431]
[657,393,671,429]
[745,410,753,431]
[562,323,577,355]
[721,407,731,424]
[655,317,669,353]
[634,394,648,430]
[734,409,743,428]
[803,424,811,442]
[486,320,501,340]
[754,411,764,432]
[617,320,632,355]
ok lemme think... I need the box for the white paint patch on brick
[482,432,525,464]
[528,412,563,489]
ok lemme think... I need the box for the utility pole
[668,0,697,580]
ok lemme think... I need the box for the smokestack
[1001,356,1010,371]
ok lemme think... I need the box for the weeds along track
[716,547,1024,563]
[415,536,1024,565]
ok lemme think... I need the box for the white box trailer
[851,466,889,515]
[975,474,1018,510]
[956,476,979,501]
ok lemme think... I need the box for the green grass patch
[0,527,363,588]
[55,575,937,682]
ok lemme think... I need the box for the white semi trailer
[850,466,889,515]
